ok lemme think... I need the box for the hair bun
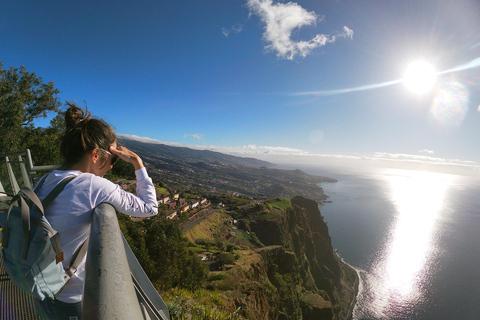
[64,102,92,131]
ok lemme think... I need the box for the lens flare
[428,80,469,132]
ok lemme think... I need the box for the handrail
[0,149,59,198]
[82,203,145,319]
[82,203,170,320]
[0,149,59,172]
[23,149,60,174]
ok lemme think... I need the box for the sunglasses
[99,148,119,166]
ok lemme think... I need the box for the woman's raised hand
[109,145,144,170]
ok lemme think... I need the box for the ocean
[298,166,480,319]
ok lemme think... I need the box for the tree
[144,218,208,291]
[25,113,65,166]
[0,62,61,153]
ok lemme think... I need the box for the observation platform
[0,150,170,319]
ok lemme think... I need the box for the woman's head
[60,102,117,170]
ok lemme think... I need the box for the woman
[34,102,158,320]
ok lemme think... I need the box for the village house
[158,196,170,204]
[167,212,177,220]
[179,204,189,213]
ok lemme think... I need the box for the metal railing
[83,203,170,320]
[0,149,58,198]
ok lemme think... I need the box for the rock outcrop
[238,196,358,319]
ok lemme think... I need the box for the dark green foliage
[0,62,61,153]
[211,194,251,207]
[216,253,236,267]
[117,213,156,276]
[214,239,225,252]
[121,217,208,291]
[26,122,63,167]
[224,242,239,252]
[104,158,136,180]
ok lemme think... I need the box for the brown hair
[59,101,116,168]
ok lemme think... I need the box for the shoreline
[334,250,360,320]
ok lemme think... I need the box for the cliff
[183,196,358,320]
[243,196,358,319]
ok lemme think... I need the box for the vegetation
[104,159,136,180]
[184,210,231,242]
[118,214,209,292]
[210,194,253,207]
[0,62,62,164]
[164,288,242,320]
[267,197,291,211]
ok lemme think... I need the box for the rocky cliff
[228,196,358,319]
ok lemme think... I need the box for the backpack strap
[66,236,90,277]
[54,236,90,298]
[40,176,76,209]
[3,176,76,260]
[37,176,76,262]
[33,174,49,193]
[3,188,45,252]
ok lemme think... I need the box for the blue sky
[2,0,480,174]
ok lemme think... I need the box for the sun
[403,60,437,94]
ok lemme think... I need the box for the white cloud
[373,152,444,162]
[242,144,307,154]
[419,149,434,154]
[370,152,480,168]
[222,24,243,37]
[184,133,204,140]
[118,134,186,147]
[246,0,353,60]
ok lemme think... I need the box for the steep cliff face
[242,196,358,320]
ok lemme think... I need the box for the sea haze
[294,165,480,320]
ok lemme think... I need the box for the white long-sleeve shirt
[36,167,158,303]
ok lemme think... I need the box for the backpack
[0,175,89,301]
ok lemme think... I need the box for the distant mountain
[118,137,272,168]
[117,135,335,201]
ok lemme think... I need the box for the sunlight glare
[369,170,451,317]
[403,61,437,94]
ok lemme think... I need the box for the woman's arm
[93,145,158,217]
[109,145,144,171]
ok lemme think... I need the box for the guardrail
[82,203,170,320]
[0,149,59,197]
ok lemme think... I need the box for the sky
[2,0,480,175]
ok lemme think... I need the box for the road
[182,208,218,232]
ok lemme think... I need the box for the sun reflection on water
[369,169,452,317]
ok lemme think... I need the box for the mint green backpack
[0,176,89,301]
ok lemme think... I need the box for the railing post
[18,154,32,189]
[82,203,144,320]
[5,156,20,195]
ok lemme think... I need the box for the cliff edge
[247,196,358,319]
[183,196,359,319]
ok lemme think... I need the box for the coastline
[334,249,360,320]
